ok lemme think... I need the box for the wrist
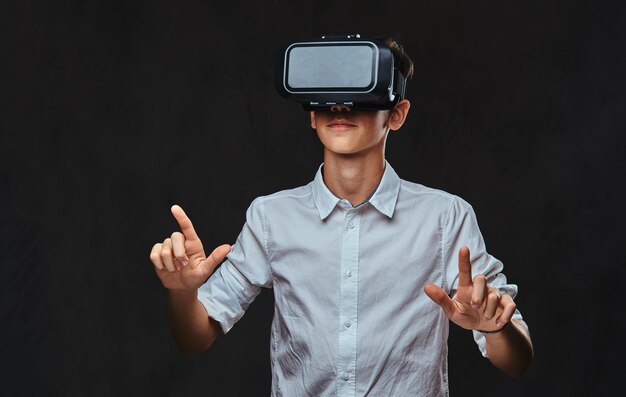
[477,321,511,334]
[168,288,199,303]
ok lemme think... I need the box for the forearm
[167,289,221,355]
[484,319,533,377]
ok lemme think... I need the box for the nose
[330,104,352,112]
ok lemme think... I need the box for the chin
[325,146,363,156]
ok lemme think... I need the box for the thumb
[424,283,456,318]
[194,244,232,272]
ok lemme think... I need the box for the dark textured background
[2,0,624,395]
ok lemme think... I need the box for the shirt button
[349,222,355,229]
[342,372,350,381]
[346,270,353,278]
[345,321,352,328]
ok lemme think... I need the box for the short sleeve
[442,196,524,357]
[197,197,273,333]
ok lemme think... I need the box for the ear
[387,99,411,131]
[310,111,316,129]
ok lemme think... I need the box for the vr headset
[275,34,407,111]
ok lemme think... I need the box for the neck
[322,151,386,207]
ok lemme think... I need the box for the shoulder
[399,179,455,200]
[397,179,474,217]
[399,179,466,205]
[248,182,314,211]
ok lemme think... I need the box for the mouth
[327,119,357,130]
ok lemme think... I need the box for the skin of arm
[168,289,222,355]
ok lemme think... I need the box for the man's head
[308,37,413,158]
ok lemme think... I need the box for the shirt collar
[369,161,401,218]
[312,160,401,220]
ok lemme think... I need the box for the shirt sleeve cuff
[197,262,262,334]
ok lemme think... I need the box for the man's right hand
[150,205,231,291]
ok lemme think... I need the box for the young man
[150,37,533,396]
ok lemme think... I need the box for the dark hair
[385,38,414,79]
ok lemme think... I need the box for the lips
[327,119,357,128]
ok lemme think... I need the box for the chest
[266,207,444,305]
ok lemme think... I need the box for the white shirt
[198,161,522,396]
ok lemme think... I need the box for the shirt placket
[337,203,360,397]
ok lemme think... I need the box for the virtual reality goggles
[275,34,407,111]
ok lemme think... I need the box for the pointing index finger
[458,246,473,287]
[171,205,200,242]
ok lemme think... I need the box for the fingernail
[181,259,189,267]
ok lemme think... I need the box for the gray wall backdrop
[2,0,624,396]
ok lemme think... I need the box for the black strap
[393,68,407,100]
